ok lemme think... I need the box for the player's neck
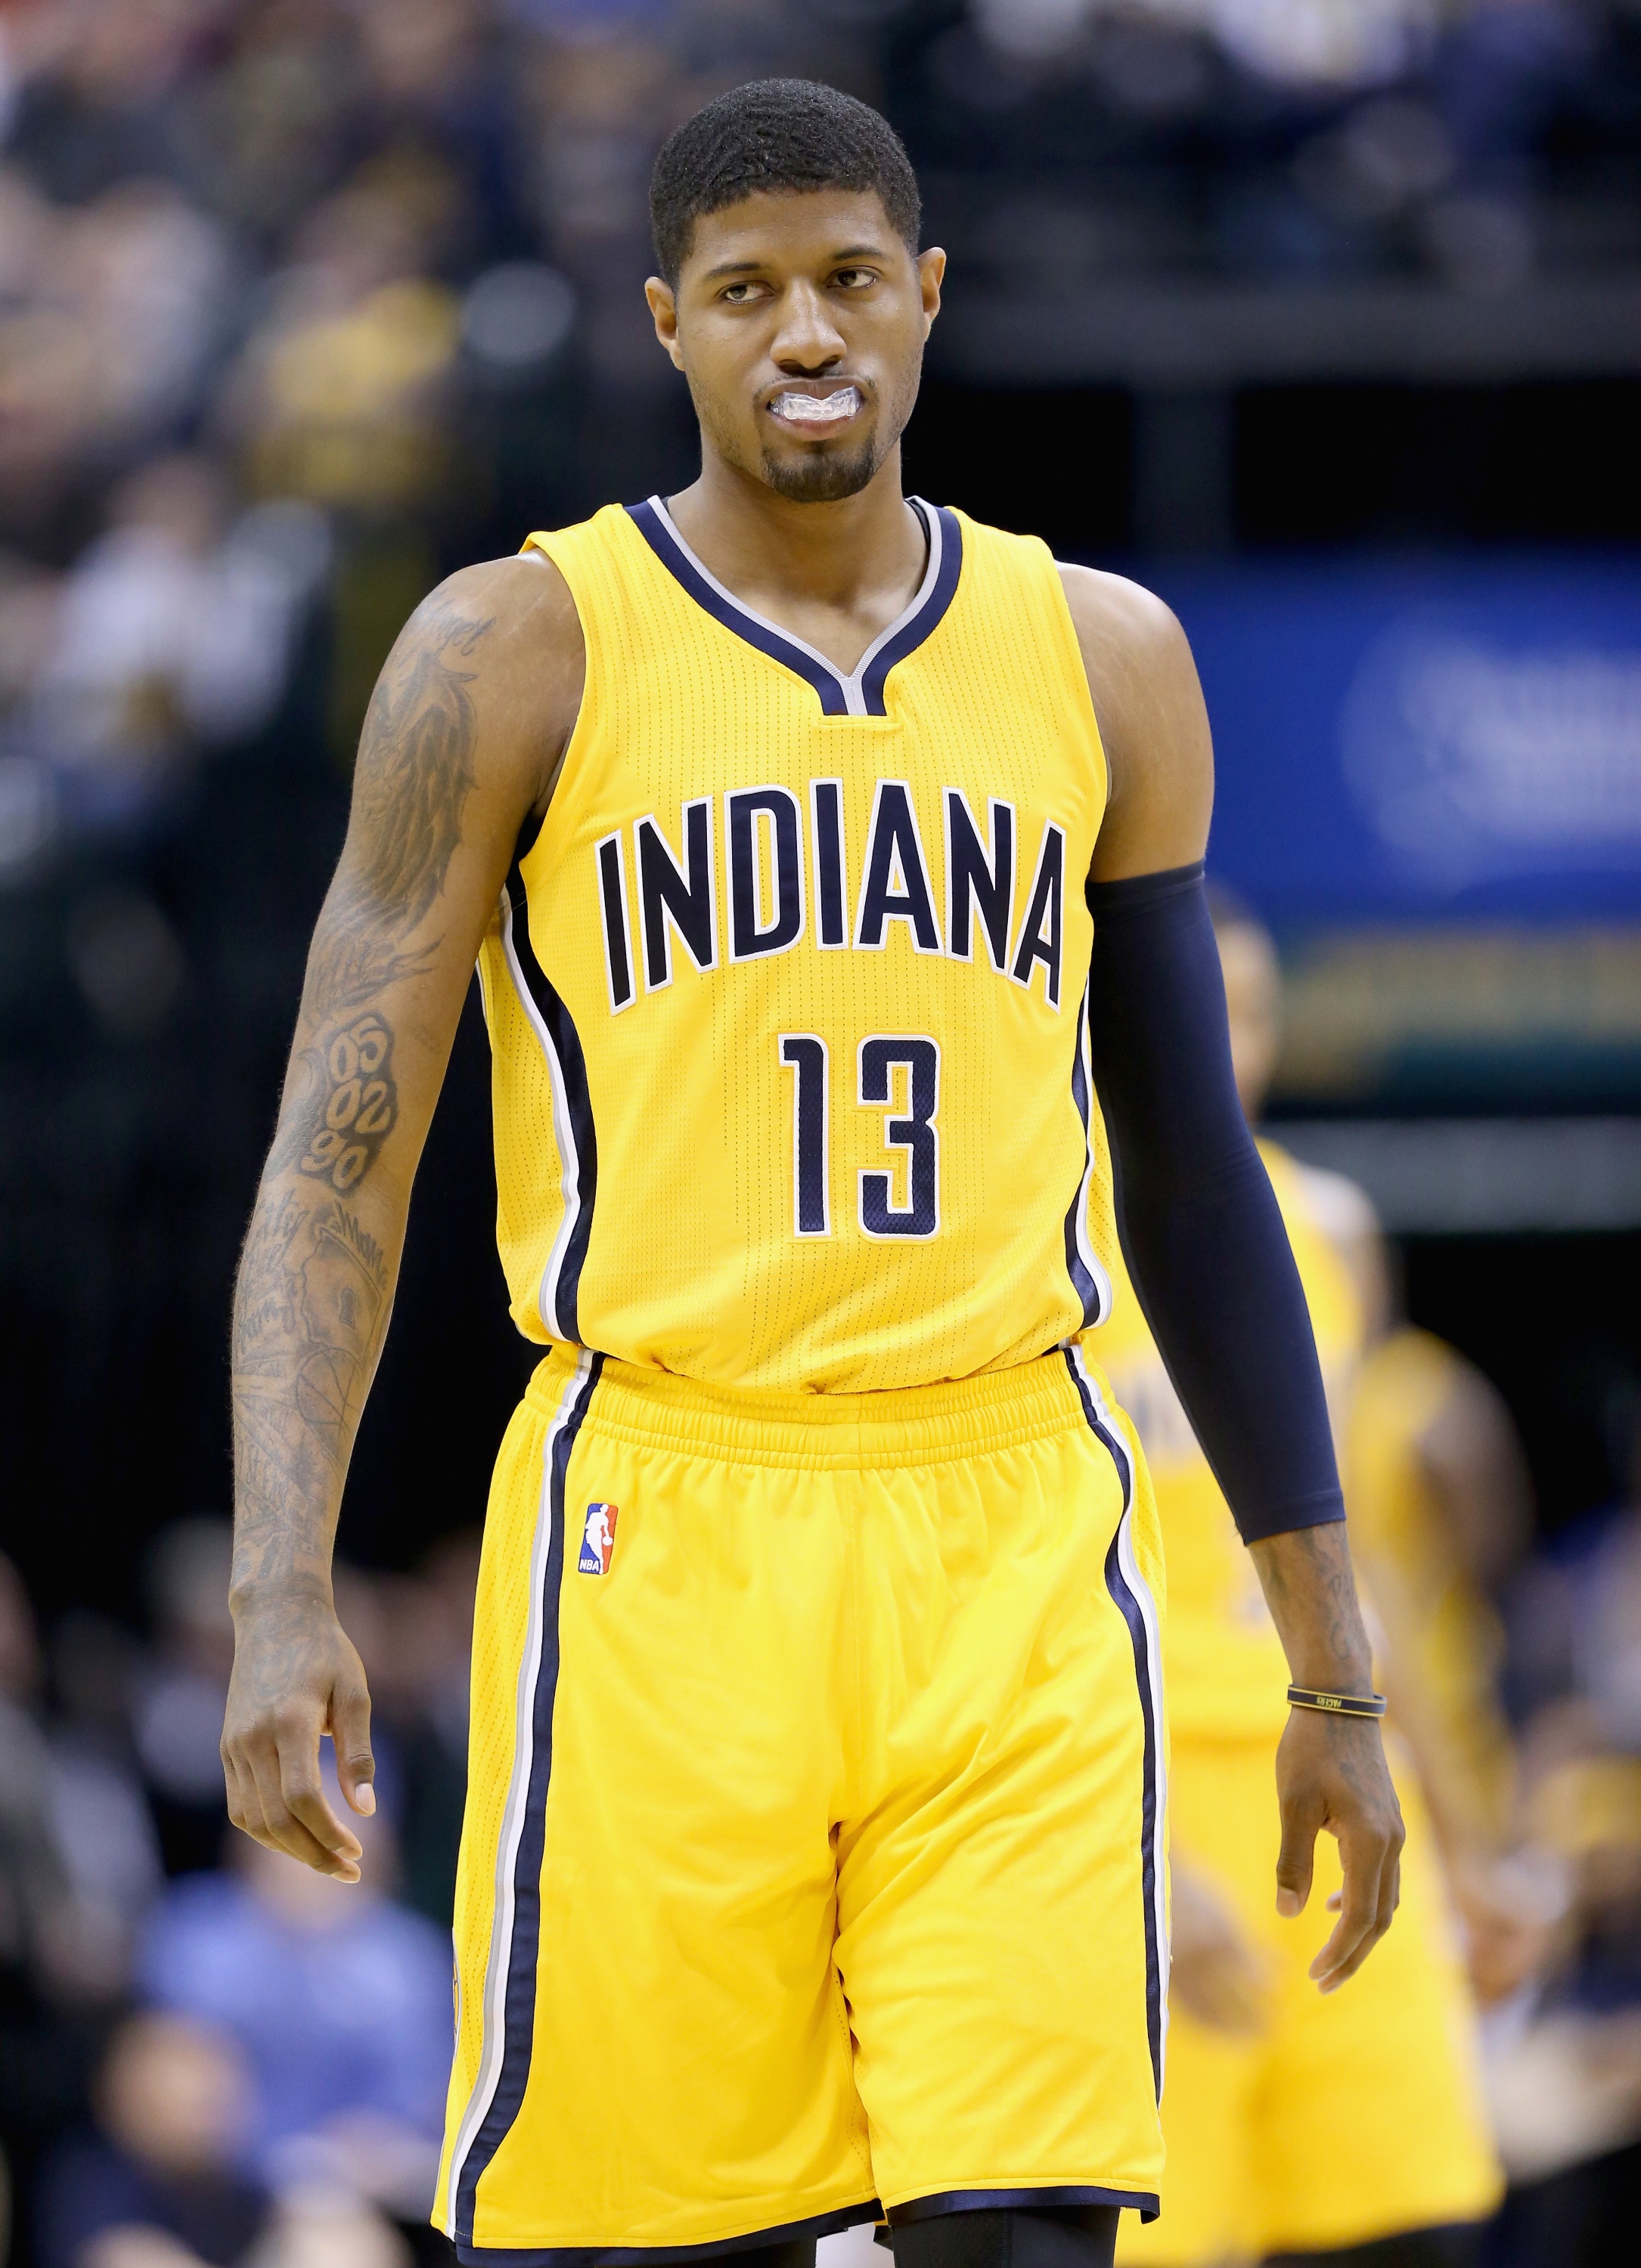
[662,445,929,676]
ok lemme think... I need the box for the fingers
[272,1707,365,1878]
[1310,1811,1404,1991]
[222,1604,378,1878]
[1273,1790,1320,1920]
[222,1752,268,1848]
[225,1744,339,1873]
[1377,1837,1402,1942]
[224,1706,364,1880]
[330,1678,377,1819]
[1308,1846,1379,1989]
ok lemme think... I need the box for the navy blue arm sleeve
[1086,863,1345,1545]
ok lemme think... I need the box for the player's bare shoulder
[380,550,586,826]
[1056,562,1214,879]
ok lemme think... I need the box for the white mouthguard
[771,387,861,426]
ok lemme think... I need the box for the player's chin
[759,432,883,504]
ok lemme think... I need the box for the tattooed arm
[224,552,583,1879]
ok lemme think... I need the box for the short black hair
[650,79,921,287]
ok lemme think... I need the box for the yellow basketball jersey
[1094,1142,1364,1740]
[479,497,1116,1393]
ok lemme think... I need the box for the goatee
[760,436,884,503]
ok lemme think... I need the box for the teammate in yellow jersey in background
[1348,1318,1551,2010]
[1109,900,1503,2268]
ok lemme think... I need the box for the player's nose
[770,278,847,373]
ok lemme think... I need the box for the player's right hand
[220,1594,377,1880]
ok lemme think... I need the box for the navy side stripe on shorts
[454,1352,604,2242]
[1063,1345,1168,2101]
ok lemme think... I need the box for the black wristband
[1286,1685,1387,1720]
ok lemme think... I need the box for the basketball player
[1346,1309,1549,2011]
[1104,900,1502,2268]
[222,82,1403,2268]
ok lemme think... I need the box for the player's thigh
[445,1361,870,2248]
[838,1400,1165,2217]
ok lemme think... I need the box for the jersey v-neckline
[625,492,963,718]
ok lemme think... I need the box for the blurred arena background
[3,2,1641,2265]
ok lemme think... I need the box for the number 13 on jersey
[779,1033,941,1242]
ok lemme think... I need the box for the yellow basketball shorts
[438,1343,1168,2261]
[1115,1737,1501,2267]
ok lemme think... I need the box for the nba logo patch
[579,1502,619,1575]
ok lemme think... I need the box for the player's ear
[917,248,945,333]
[646,276,684,370]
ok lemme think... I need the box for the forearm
[1249,1521,1375,1693]
[222,997,419,1873]
[228,847,446,1616]
[230,1148,408,1613]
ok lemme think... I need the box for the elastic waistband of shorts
[523,1345,1100,1470]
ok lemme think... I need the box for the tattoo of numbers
[299,1013,397,1191]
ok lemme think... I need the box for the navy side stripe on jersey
[452,1352,604,2243]
[500,862,598,1344]
[1063,980,1110,1329]
[1064,1346,1168,2102]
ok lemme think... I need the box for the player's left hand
[1273,1705,1404,1991]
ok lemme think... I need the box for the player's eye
[720,280,769,304]
[832,268,876,290]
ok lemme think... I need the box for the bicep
[272,572,561,1200]
[1059,564,1214,882]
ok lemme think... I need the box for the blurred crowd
[0,1522,479,2268]
[907,0,1641,299]
[0,0,1639,872]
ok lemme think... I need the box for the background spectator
[35,2011,273,2268]
[137,1760,451,2222]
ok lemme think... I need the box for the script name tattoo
[1251,1521,1367,1673]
